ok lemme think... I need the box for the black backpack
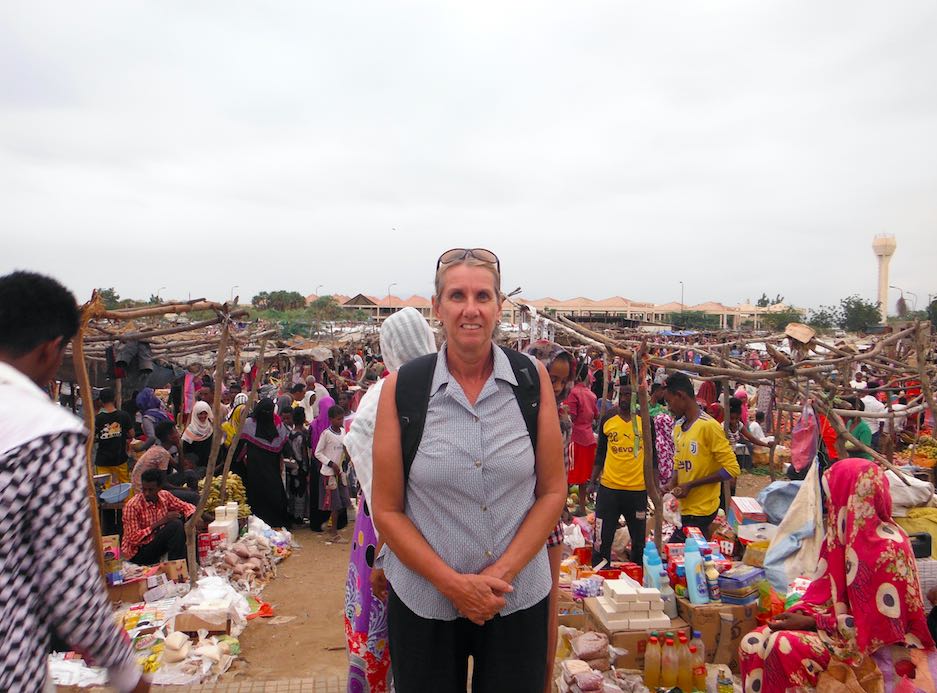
[395,347,541,487]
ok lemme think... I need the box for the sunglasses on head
[436,248,500,273]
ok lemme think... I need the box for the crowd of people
[3,259,937,693]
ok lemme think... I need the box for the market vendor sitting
[740,458,935,692]
[121,468,201,565]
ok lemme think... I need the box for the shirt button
[474,460,481,468]
[481,505,487,512]
[485,550,493,558]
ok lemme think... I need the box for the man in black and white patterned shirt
[0,271,147,693]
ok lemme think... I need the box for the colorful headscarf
[136,387,170,423]
[794,458,934,657]
[240,397,288,452]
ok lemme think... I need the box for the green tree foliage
[762,310,802,331]
[806,307,837,329]
[928,299,937,325]
[251,290,306,311]
[838,295,882,332]
[98,287,122,309]
[668,311,721,330]
[756,292,785,308]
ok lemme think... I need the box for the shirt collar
[430,343,517,396]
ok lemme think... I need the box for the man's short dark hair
[99,387,115,404]
[328,404,345,419]
[664,372,695,399]
[290,383,306,394]
[755,411,766,423]
[650,382,664,395]
[141,468,165,485]
[155,420,176,441]
[0,271,80,357]
[291,407,306,425]
[729,397,743,415]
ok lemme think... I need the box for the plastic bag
[564,523,586,550]
[662,492,682,528]
[611,526,631,561]
[755,579,784,624]
[790,401,818,473]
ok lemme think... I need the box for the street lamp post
[156,286,166,303]
[230,285,239,303]
[315,284,324,298]
[387,282,397,317]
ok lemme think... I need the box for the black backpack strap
[500,346,541,453]
[394,352,439,488]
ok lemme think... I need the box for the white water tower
[872,234,897,323]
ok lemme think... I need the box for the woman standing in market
[343,307,438,693]
[181,400,214,469]
[235,397,290,528]
[372,248,565,692]
[739,458,935,692]
[566,360,598,516]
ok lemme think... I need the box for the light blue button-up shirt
[383,344,552,620]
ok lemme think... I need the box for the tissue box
[728,497,767,529]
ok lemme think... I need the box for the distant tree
[806,307,837,330]
[98,287,122,309]
[147,294,163,305]
[756,292,785,308]
[762,310,801,331]
[838,295,881,332]
[252,290,305,311]
[896,295,909,318]
[669,311,721,330]
[929,299,937,325]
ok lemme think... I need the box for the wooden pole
[185,318,231,586]
[635,342,664,552]
[220,337,268,503]
[72,303,107,580]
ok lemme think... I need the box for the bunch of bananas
[198,473,252,518]
[916,435,937,461]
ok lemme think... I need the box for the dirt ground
[223,472,777,682]
[225,525,353,682]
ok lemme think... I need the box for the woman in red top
[565,360,598,516]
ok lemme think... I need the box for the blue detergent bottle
[644,542,662,589]
[683,536,710,605]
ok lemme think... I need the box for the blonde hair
[433,256,502,301]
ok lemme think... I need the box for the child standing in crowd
[316,405,351,543]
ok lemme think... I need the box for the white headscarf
[345,307,437,510]
[182,400,214,443]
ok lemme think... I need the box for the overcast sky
[2,1,935,312]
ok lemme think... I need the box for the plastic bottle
[643,635,661,688]
[644,543,662,589]
[704,555,721,601]
[717,665,734,693]
[689,629,706,664]
[674,564,688,598]
[677,634,693,692]
[658,571,678,618]
[683,537,710,605]
[642,544,651,587]
[690,645,707,692]
[660,638,678,688]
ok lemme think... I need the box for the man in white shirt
[748,411,772,445]
[314,404,350,542]
[861,386,886,448]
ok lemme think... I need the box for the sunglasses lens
[471,249,499,265]
[438,248,468,266]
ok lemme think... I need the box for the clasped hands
[446,565,514,626]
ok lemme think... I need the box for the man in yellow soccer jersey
[663,372,739,540]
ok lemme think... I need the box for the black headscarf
[252,397,278,441]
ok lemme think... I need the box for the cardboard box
[106,578,148,604]
[583,597,689,670]
[728,497,767,529]
[676,597,758,671]
[172,612,231,635]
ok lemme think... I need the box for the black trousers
[388,590,549,693]
[592,486,647,566]
[130,518,186,565]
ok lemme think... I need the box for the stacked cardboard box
[588,579,671,631]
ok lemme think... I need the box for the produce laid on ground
[198,473,252,518]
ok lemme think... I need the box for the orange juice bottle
[660,638,678,688]
[690,645,707,691]
[644,635,661,688]
[677,633,693,692]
